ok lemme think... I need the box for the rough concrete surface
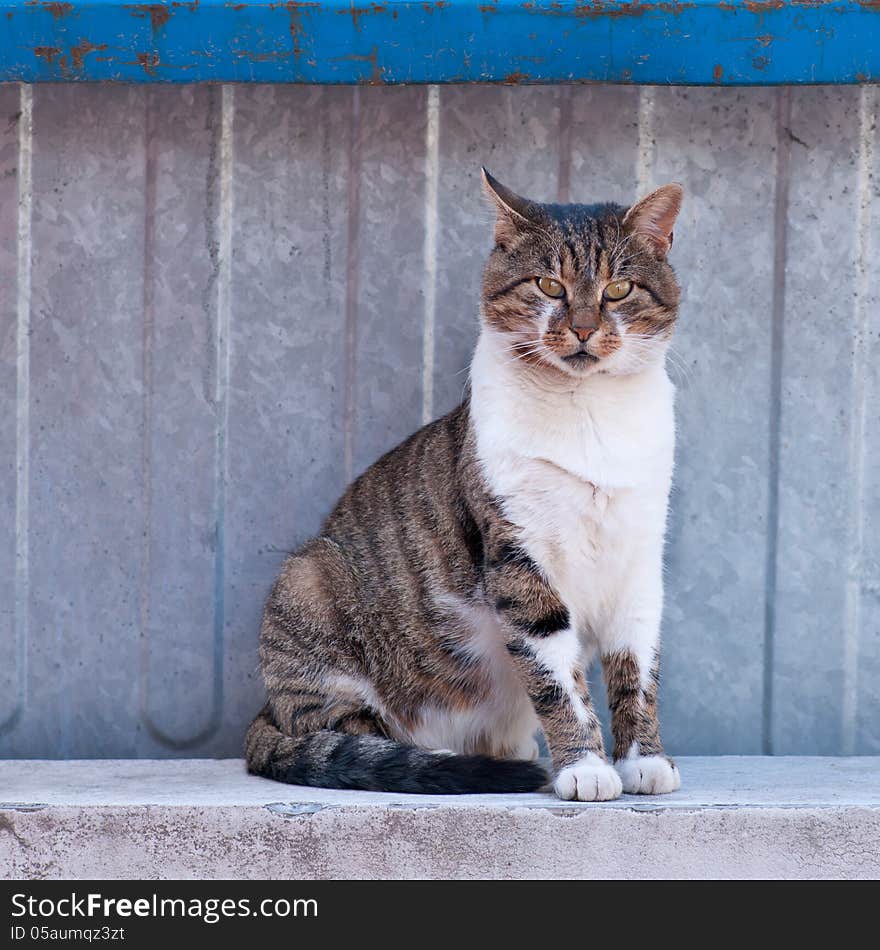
[1,758,878,879]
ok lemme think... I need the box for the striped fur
[246,171,683,798]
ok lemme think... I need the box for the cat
[245,169,683,801]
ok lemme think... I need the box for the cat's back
[320,401,482,597]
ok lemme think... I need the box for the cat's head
[480,169,682,379]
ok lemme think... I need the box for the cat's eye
[604,279,633,301]
[536,277,565,299]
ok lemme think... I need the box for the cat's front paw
[554,754,622,802]
[615,755,680,795]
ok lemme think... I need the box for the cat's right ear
[481,167,540,246]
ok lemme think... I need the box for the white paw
[615,755,681,795]
[554,755,623,802]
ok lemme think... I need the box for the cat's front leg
[600,572,680,795]
[486,544,621,802]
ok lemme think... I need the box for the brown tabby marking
[603,649,665,762]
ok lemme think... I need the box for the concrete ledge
[2,757,879,879]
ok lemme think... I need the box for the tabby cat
[245,169,683,801]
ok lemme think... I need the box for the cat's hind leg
[246,541,547,794]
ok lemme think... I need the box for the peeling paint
[33,45,63,65]
[125,4,174,31]
[233,48,293,61]
[41,2,73,19]
[136,50,161,74]
[342,3,387,30]
[569,1,696,21]
[333,45,385,84]
[70,38,108,71]
[1,0,878,84]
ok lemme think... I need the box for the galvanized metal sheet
[140,86,226,750]
[0,83,878,758]
[856,98,880,751]
[651,86,780,755]
[25,85,147,756]
[772,87,877,754]
[221,85,355,753]
[350,87,429,477]
[0,84,21,741]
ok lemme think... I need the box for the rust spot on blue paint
[234,48,293,60]
[70,38,108,70]
[332,45,385,84]
[342,3,387,29]
[33,45,62,64]
[713,62,723,81]
[268,1,320,60]
[570,1,696,20]
[125,4,173,30]
[41,2,73,18]
[136,50,161,74]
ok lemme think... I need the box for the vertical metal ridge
[138,88,158,745]
[556,85,573,203]
[1,84,33,738]
[421,85,440,427]
[636,87,656,197]
[209,81,234,745]
[762,87,792,756]
[343,87,362,482]
[139,86,230,750]
[841,85,877,755]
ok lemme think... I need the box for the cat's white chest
[470,332,675,643]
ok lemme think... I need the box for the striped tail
[245,706,547,794]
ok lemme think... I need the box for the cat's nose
[571,325,597,343]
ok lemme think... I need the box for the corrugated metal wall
[1,82,877,759]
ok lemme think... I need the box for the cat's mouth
[562,351,599,366]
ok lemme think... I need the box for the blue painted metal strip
[0,0,878,84]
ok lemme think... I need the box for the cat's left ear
[623,183,683,258]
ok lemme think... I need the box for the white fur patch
[470,327,674,666]
[554,752,623,802]
[406,595,540,759]
[528,628,593,726]
[615,754,681,795]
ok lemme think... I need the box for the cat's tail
[245,705,547,794]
